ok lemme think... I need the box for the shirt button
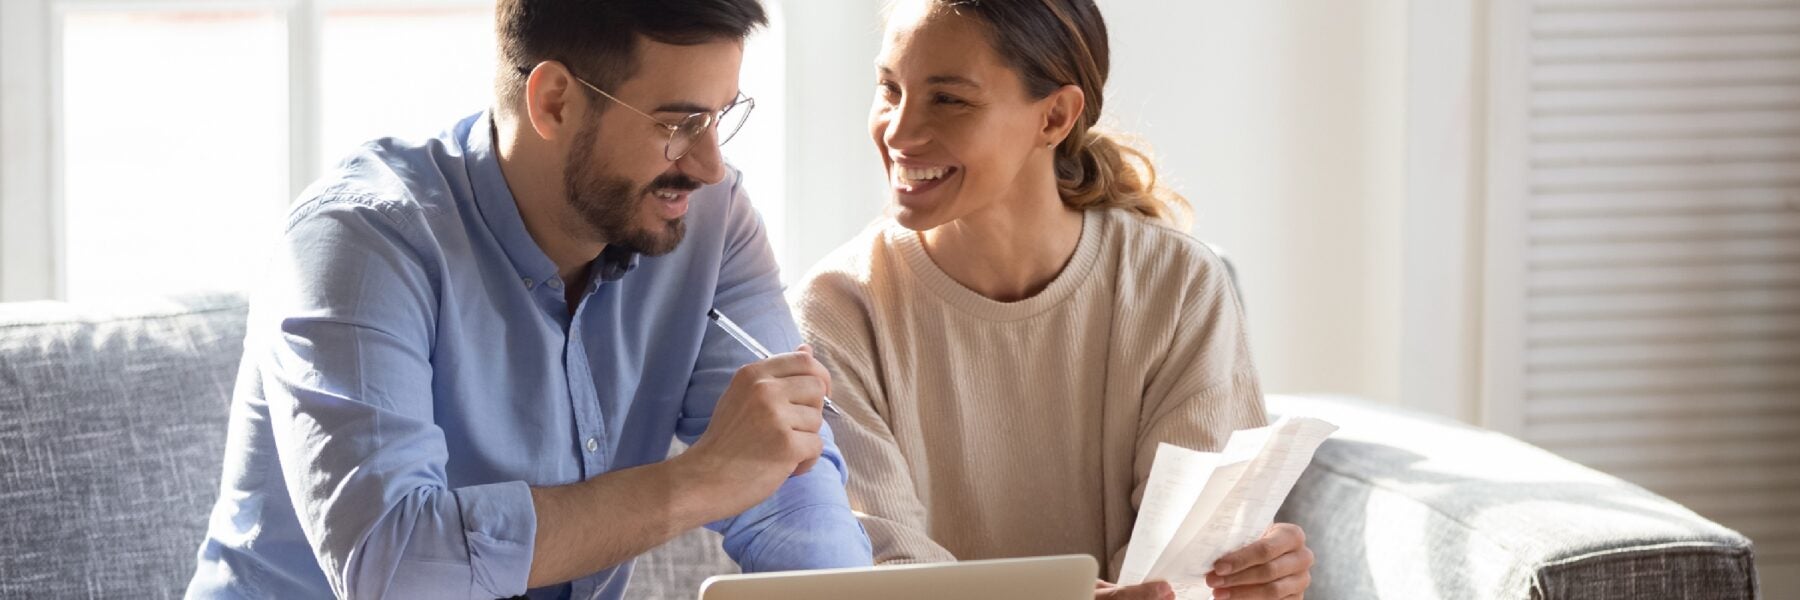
[547,278,563,290]
[521,277,534,289]
[585,437,599,453]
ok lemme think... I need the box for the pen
[707,308,845,416]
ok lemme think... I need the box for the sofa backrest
[0,293,248,598]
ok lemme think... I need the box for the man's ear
[1039,84,1087,148]
[523,61,583,143]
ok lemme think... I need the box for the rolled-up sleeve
[675,172,874,571]
[262,196,536,598]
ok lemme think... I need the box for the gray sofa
[0,292,1759,598]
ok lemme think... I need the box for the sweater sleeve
[792,275,960,566]
[1109,249,1270,582]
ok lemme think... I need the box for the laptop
[697,554,1098,600]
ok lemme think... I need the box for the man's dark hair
[495,0,768,117]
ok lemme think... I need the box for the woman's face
[870,2,1053,231]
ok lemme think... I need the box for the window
[318,6,495,167]
[60,10,289,303]
[1,0,791,301]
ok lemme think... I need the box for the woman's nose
[881,101,930,151]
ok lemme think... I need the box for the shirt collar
[464,111,640,290]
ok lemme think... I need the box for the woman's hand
[1095,579,1174,600]
[1204,523,1314,599]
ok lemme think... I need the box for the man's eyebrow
[651,101,714,114]
[650,93,740,115]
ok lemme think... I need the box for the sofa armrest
[1269,395,1758,600]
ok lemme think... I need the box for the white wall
[780,1,889,278]
[1403,0,1485,423]
[0,0,56,301]
[1100,0,1409,404]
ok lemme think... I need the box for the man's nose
[676,128,728,186]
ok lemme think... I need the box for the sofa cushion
[0,293,248,597]
[1270,395,1758,600]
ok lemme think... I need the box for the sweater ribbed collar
[888,209,1106,322]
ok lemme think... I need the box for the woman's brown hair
[934,0,1190,227]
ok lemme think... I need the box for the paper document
[1117,417,1337,593]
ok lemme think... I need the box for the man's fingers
[748,350,832,401]
[1214,523,1305,576]
[799,346,832,398]
[788,431,824,476]
[792,345,833,398]
[747,371,825,413]
[786,399,824,433]
[776,374,826,412]
[749,351,822,377]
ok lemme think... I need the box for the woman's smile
[890,160,961,196]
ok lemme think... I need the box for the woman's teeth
[896,166,951,183]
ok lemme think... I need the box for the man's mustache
[649,173,702,193]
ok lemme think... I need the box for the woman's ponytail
[1055,128,1191,229]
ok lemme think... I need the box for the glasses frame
[515,64,754,161]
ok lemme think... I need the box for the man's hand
[1204,523,1313,599]
[1096,579,1174,600]
[676,345,831,518]
[523,346,832,588]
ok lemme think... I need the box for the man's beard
[562,117,699,257]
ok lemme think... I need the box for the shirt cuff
[737,503,875,572]
[454,480,538,597]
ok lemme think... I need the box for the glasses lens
[662,114,687,160]
[716,97,754,147]
[666,97,755,160]
[667,114,706,161]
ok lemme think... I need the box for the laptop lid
[698,554,1098,600]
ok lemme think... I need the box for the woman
[790,1,1314,599]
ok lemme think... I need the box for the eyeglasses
[515,65,754,161]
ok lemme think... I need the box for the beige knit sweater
[790,208,1268,580]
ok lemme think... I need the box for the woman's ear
[523,61,581,143]
[1039,84,1087,148]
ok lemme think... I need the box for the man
[186,1,871,597]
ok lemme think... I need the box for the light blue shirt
[187,112,872,599]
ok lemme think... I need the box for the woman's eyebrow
[926,75,980,88]
[878,65,981,89]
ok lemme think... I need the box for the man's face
[563,38,742,256]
